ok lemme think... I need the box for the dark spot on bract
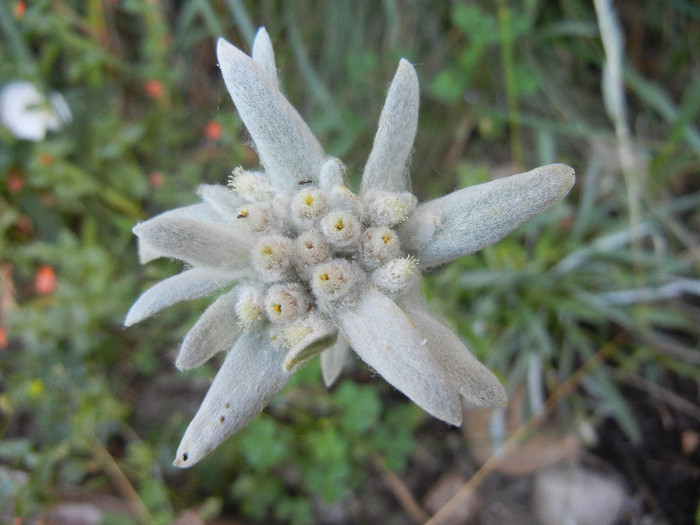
[182,452,188,461]
[225,402,230,409]
[219,416,225,423]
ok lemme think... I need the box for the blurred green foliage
[1,0,698,523]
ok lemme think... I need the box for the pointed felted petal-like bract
[133,216,253,273]
[197,184,243,218]
[360,59,419,196]
[176,289,243,370]
[319,158,344,192]
[138,239,164,265]
[251,27,279,86]
[174,330,291,467]
[217,38,326,192]
[321,337,350,387]
[125,268,236,327]
[149,202,227,224]
[339,287,463,425]
[404,307,507,408]
[399,164,575,268]
[282,314,338,372]
[284,328,337,372]
[137,203,226,263]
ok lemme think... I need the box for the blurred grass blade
[496,0,524,167]
[0,0,36,75]
[224,0,256,46]
[625,66,700,155]
[571,156,603,240]
[554,223,652,275]
[597,278,700,306]
[667,75,700,152]
[283,2,344,132]
[585,366,641,443]
[178,0,225,41]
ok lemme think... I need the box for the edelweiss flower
[126,28,575,468]
[0,81,72,142]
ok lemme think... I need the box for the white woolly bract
[402,307,507,408]
[197,184,243,217]
[125,268,235,327]
[133,216,253,273]
[251,27,278,86]
[174,331,291,468]
[176,289,242,371]
[360,59,419,196]
[283,314,338,371]
[319,158,345,192]
[320,337,351,387]
[340,288,463,426]
[399,164,575,267]
[217,38,326,193]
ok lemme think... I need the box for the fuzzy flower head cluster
[126,28,575,468]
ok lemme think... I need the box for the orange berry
[203,121,222,141]
[34,265,57,295]
[7,172,24,192]
[14,1,26,17]
[145,80,164,99]
[149,171,164,188]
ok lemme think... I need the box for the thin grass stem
[496,0,524,169]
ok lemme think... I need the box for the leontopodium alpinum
[126,28,575,468]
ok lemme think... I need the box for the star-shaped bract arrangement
[126,28,575,468]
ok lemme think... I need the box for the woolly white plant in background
[126,28,575,468]
[0,81,72,142]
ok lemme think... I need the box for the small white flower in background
[0,81,72,142]
[126,28,575,468]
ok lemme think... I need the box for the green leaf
[334,381,382,435]
[274,497,314,525]
[239,418,291,470]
